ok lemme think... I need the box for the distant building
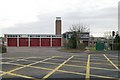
[63,32,90,46]
[5,34,62,47]
[56,17,62,35]
[89,37,108,46]
[4,17,62,47]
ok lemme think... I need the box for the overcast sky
[0,0,119,37]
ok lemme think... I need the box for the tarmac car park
[0,47,119,80]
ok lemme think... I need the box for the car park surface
[1,47,119,80]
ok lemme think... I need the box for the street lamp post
[112,31,115,50]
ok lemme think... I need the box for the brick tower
[55,17,62,35]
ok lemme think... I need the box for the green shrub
[113,43,120,50]
[78,43,86,50]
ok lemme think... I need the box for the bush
[78,43,86,50]
[113,43,120,50]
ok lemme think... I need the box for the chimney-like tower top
[55,17,62,35]
[56,17,61,20]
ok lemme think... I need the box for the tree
[104,31,112,39]
[68,31,77,49]
[113,34,120,50]
[69,24,89,32]
[114,34,120,43]
[68,23,90,49]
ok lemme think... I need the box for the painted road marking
[7,60,118,73]
[58,69,86,76]
[70,60,113,65]
[2,57,32,63]
[86,55,90,80]
[104,54,120,71]
[1,62,86,77]
[1,71,38,80]
[4,62,53,71]
[1,67,117,79]
[43,56,74,79]
[39,60,118,71]
[106,55,118,57]
[0,56,55,76]
[1,55,119,79]
[90,74,116,79]
[25,57,114,66]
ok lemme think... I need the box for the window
[80,34,89,38]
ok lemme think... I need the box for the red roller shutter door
[7,38,17,47]
[19,38,28,47]
[30,38,39,47]
[41,38,50,47]
[52,38,61,47]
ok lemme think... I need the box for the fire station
[4,17,62,47]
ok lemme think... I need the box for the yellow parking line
[109,57,118,59]
[4,62,26,67]
[90,74,116,79]
[0,71,3,74]
[58,69,86,75]
[108,55,118,58]
[90,59,110,62]
[2,57,30,63]
[43,56,74,79]
[86,55,90,80]
[2,58,14,59]
[70,60,113,66]
[1,68,116,79]
[58,70,114,79]
[91,66,118,71]
[41,61,59,65]
[0,56,55,76]
[11,56,114,66]
[39,60,118,71]
[7,62,53,71]
[66,63,118,71]
[1,60,117,79]
[52,56,61,57]
[2,55,118,79]
[49,67,116,79]
[104,54,120,71]
[3,62,86,76]
[2,71,38,80]
[73,55,79,56]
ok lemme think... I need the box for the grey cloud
[62,6,117,30]
[2,14,56,34]
[63,6,117,21]
[2,6,118,37]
